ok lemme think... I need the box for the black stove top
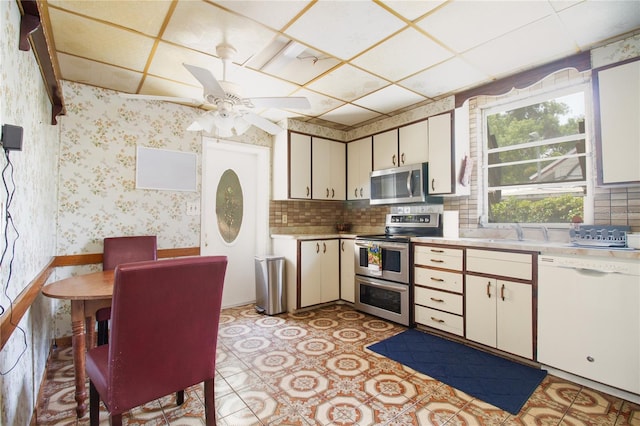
[356,213,443,242]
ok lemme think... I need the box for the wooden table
[42,270,114,418]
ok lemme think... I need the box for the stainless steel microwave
[369,163,428,205]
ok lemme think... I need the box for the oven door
[354,275,410,326]
[355,240,409,283]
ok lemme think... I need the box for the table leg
[71,300,87,418]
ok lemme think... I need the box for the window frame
[479,83,594,228]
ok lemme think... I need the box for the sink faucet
[512,223,524,241]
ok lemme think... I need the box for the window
[482,86,590,225]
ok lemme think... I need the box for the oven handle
[357,277,408,292]
[355,241,408,251]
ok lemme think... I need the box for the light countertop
[271,233,640,260]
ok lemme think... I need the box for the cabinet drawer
[415,287,463,315]
[414,267,462,293]
[466,249,532,280]
[415,306,464,336]
[414,246,463,271]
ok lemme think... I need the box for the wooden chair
[85,256,227,426]
[96,236,157,345]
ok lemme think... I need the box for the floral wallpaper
[51,82,273,337]
[0,1,59,425]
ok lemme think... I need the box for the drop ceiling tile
[57,54,143,94]
[352,27,453,82]
[417,0,555,53]
[48,8,154,71]
[256,44,341,86]
[138,75,205,100]
[285,1,407,60]
[557,1,640,49]
[354,85,426,114]
[462,15,576,78]
[383,0,447,21]
[307,64,388,102]
[232,67,300,98]
[47,0,172,36]
[148,42,224,87]
[320,104,382,127]
[163,1,278,61]
[211,0,312,31]
[400,57,489,98]
[292,89,345,116]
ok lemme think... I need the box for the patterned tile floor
[37,303,639,425]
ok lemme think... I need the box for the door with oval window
[201,138,270,308]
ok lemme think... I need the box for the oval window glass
[216,169,243,243]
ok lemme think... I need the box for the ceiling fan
[121,43,310,136]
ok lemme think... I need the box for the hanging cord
[0,149,26,375]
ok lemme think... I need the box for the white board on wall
[136,146,197,191]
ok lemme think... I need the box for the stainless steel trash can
[255,255,286,315]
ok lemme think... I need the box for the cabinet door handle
[341,241,344,251]
[306,186,310,197]
[430,259,444,263]
[359,188,363,197]
[323,242,327,253]
[401,152,405,164]
[326,188,330,198]
[430,249,444,253]
[431,178,435,191]
[430,297,444,303]
[430,277,444,282]
[392,154,396,166]
[355,188,358,198]
[331,188,335,198]
[486,281,491,298]
[316,243,320,253]
[501,283,505,301]
[431,317,445,323]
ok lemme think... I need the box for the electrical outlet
[282,214,287,224]
[185,201,200,216]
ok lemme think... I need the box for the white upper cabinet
[273,131,311,200]
[594,58,640,185]
[312,138,345,200]
[372,129,398,170]
[399,120,429,167]
[347,137,372,200]
[373,123,429,171]
[427,112,453,194]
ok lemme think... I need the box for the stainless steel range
[354,210,443,326]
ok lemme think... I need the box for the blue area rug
[367,329,546,414]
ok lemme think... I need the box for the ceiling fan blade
[119,93,203,105]
[248,97,311,110]
[183,63,226,99]
[241,112,283,135]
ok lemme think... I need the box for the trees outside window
[483,88,589,225]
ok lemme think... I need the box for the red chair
[96,236,157,345]
[86,256,227,426]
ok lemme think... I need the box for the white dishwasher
[538,254,640,397]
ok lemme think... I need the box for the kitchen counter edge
[412,237,640,260]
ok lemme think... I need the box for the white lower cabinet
[465,275,533,359]
[300,239,339,307]
[339,239,355,303]
[413,244,464,336]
